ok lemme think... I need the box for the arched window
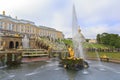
[9,41,14,49]
[15,41,19,48]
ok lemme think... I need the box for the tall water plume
[72,5,86,59]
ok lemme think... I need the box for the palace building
[0,11,64,49]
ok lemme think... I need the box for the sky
[0,0,120,39]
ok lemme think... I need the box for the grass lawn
[62,39,120,60]
[62,39,73,46]
[83,43,112,49]
[62,39,112,49]
[86,52,120,60]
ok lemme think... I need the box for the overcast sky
[0,0,120,39]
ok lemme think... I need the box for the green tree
[96,33,120,48]
[100,33,109,44]
[86,39,90,42]
[114,37,120,48]
[96,34,101,43]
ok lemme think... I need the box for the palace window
[9,23,13,30]
[16,25,19,32]
[22,25,24,32]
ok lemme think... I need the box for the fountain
[60,5,89,70]
[73,27,86,59]
[22,35,29,49]
[72,5,86,60]
[21,35,50,63]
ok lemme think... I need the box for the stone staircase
[35,37,67,51]
[34,37,49,50]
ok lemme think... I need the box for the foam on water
[54,67,62,70]
[82,70,89,75]
[25,72,38,76]
[9,75,15,78]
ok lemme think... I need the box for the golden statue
[0,41,6,51]
[68,46,74,59]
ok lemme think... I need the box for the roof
[39,25,56,31]
[0,14,34,25]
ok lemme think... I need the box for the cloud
[72,0,120,38]
[0,0,120,39]
[73,0,120,25]
[82,23,120,39]
[81,24,109,39]
[0,0,53,20]
[50,11,72,38]
[108,24,120,35]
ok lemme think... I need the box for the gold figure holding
[68,46,74,59]
[0,41,6,51]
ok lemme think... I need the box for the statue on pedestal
[0,41,6,51]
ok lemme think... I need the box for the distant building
[0,11,64,49]
[88,39,97,43]
[39,26,64,39]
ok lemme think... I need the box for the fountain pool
[0,59,120,80]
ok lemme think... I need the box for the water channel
[0,58,120,80]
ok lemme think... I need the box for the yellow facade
[0,11,64,39]
[88,39,97,43]
[56,31,64,39]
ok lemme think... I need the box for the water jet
[60,5,89,70]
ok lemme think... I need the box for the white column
[4,54,7,63]
[12,54,15,61]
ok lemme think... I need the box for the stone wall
[1,36,22,49]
